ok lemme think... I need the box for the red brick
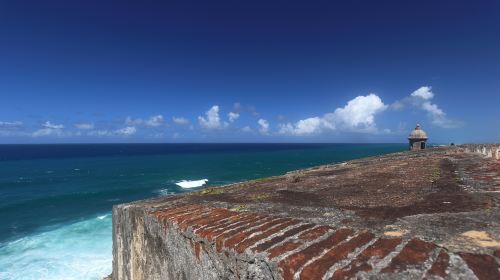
[235,220,300,253]
[170,208,207,224]
[207,214,263,232]
[201,214,262,240]
[300,232,374,280]
[268,240,303,259]
[154,205,199,221]
[195,213,248,234]
[331,238,402,280]
[279,228,354,280]
[224,218,287,250]
[195,213,248,237]
[178,212,215,230]
[299,225,333,241]
[267,226,333,260]
[381,239,436,273]
[211,215,267,236]
[254,224,315,253]
[209,215,267,241]
[156,207,204,228]
[426,250,450,278]
[182,209,237,231]
[194,242,201,260]
[215,217,274,252]
[459,253,500,280]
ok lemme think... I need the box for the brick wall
[113,203,500,280]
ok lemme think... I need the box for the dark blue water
[0,143,405,280]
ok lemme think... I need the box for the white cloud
[241,126,253,133]
[125,116,143,126]
[0,121,24,136]
[42,121,63,129]
[125,115,164,127]
[228,112,240,122]
[408,86,458,128]
[32,128,63,137]
[74,123,94,130]
[279,94,387,135]
[258,119,270,134]
[172,132,181,138]
[279,117,325,135]
[331,94,387,128]
[421,101,456,127]
[0,130,29,137]
[115,126,136,136]
[88,127,136,137]
[198,105,227,129]
[410,86,434,100]
[145,115,164,127]
[0,121,23,129]
[172,117,190,125]
[87,130,113,137]
[390,100,405,110]
[33,121,65,137]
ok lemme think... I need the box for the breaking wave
[175,179,208,189]
[0,214,112,280]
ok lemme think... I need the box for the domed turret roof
[408,124,428,139]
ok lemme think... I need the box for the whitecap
[175,179,208,189]
[156,189,174,196]
[0,214,112,280]
[97,214,109,220]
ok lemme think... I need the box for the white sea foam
[156,189,174,196]
[175,179,208,189]
[0,214,112,280]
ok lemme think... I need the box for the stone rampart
[112,146,500,279]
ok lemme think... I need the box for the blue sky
[0,0,499,143]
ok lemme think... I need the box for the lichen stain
[461,231,500,248]
[383,231,406,237]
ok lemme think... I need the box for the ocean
[0,143,406,280]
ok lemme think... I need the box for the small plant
[232,204,247,211]
[430,169,441,182]
[249,193,271,201]
[198,187,225,195]
[253,177,274,183]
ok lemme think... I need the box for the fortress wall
[111,146,500,280]
[461,144,500,160]
[112,203,498,280]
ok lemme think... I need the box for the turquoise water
[0,144,405,280]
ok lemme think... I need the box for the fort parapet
[461,144,500,160]
[112,145,500,280]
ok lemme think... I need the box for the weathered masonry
[408,124,428,151]
[112,144,500,280]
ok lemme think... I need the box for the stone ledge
[112,146,500,280]
[147,204,498,280]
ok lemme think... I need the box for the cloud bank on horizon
[0,86,465,143]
